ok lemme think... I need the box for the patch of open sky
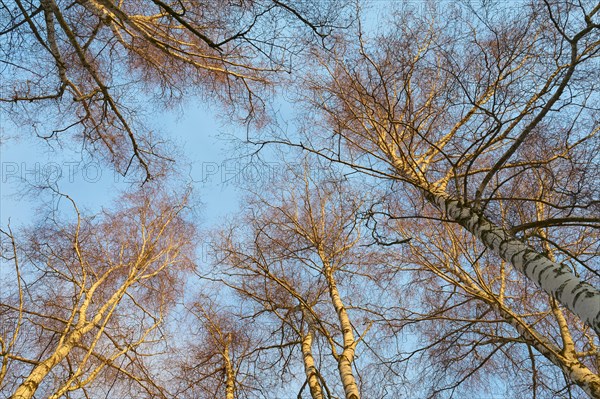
[1,99,240,226]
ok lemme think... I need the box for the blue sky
[0,99,249,230]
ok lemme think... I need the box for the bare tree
[266,1,600,396]
[3,0,598,397]
[172,297,267,399]
[0,187,196,399]
[373,197,599,397]
[280,0,600,341]
[210,165,400,399]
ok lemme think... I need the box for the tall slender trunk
[301,330,324,399]
[324,265,360,399]
[427,190,600,335]
[223,333,235,399]
[11,273,133,399]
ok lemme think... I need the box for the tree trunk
[454,267,600,397]
[11,333,80,399]
[337,353,359,399]
[325,266,361,399]
[223,334,235,399]
[427,190,600,335]
[301,330,324,399]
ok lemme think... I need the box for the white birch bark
[11,262,138,398]
[324,264,361,399]
[223,333,235,399]
[301,330,325,399]
[428,191,600,335]
[11,330,82,399]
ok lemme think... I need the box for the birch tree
[281,0,600,338]
[185,304,240,399]
[172,297,270,399]
[371,194,600,397]
[0,187,195,399]
[210,167,397,399]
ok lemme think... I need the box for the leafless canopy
[1,0,351,179]
[0,187,196,399]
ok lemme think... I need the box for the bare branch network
[1,1,599,398]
